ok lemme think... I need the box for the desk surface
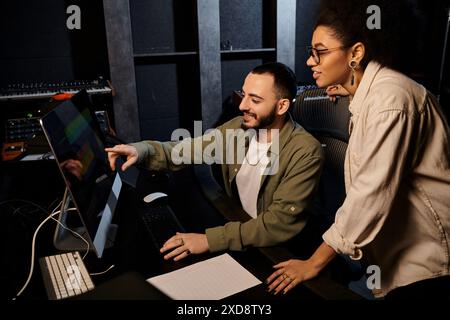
[6,166,362,301]
[78,168,361,300]
[77,170,320,300]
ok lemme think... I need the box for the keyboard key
[39,251,95,300]
[141,205,184,249]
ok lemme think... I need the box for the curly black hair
[315,0,424,74]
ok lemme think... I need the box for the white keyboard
[39,251,95,300]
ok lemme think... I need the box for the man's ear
[277,99,291,116]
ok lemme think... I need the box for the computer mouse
[143,192,168,204]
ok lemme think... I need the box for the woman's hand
[266,259,321,295]
[326,85,350,102]
[266,242,337,295]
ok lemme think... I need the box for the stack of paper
[147,253,262,300]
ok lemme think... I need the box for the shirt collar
[349,61,383,116]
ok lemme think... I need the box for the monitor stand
[53,187,118,254]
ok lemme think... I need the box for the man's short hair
[251,62,297,102]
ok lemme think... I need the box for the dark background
[1,0,448,141]
[0,0,109,86]
[0,0,449,300]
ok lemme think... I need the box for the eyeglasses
[307,46,347,64]
[235,90,244,98]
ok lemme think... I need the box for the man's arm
[206,149,324,252]
[124,126,225,172]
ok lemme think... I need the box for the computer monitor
[70,90,138,188]
[39,93,122,258]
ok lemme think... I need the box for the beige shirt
[322,61,450,297]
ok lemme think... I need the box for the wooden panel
[197,0,222,129]
[103,0,141,142]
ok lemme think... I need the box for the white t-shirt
[236,136,271,219]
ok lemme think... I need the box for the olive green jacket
[131,115,323,252]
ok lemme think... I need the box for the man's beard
[241,107,277,130]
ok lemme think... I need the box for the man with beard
[105,62,323,261]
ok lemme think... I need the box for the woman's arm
[266,242,336,294]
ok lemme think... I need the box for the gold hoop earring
[349,60,358,86]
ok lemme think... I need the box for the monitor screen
[40,94,122,258]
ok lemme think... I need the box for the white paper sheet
[147,253,262,300]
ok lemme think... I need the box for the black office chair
[290,88,364,284]
[291,88,350,229]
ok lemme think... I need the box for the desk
[193,164,363,300]
[78,169,320,300]
[6,165,362,300]
[80,167,361,300]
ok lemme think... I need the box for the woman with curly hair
[267,0,450,299]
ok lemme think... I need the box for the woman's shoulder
[368,66,427,113]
